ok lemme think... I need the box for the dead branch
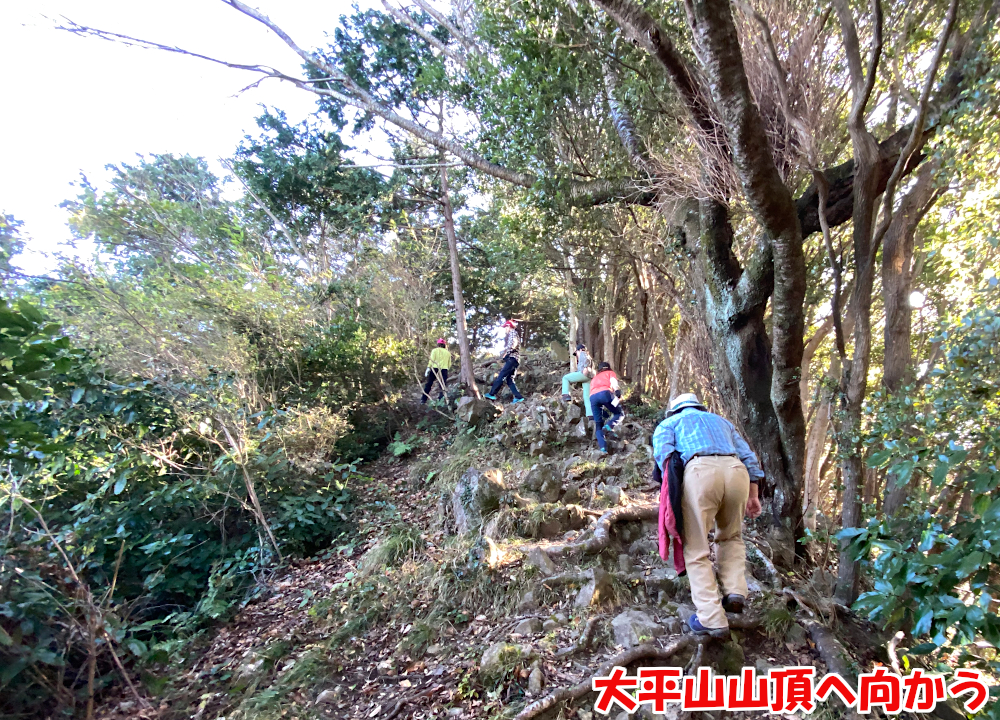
[684,638,705,674]
[383,682,444,720]
[218,419,283,561]
[515,636,700,720]
[887,629,905,675]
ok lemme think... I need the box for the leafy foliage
[0,299,360,716]
[844,291,1000,689]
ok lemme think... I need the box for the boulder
[662,616,682,634]
[611,609,665,647]
[480,642,529,683]
[518,590,538,612]
[527,666,545,695]
[561,482,581,505]
[542,619,559,632]
[785,622,808,648]
[513,617,543,635]
[561,455,584,476]
[531,407,552,435]
[713,639,745,675]
[603,485,623,506]
[456,396,500,426]
[537,516,564,539]
[569,418,590,441]
[452,468,506,534]
[629,538,657,558]
[574,567,612,608]
[644,568,678,598]
[564,505,590,530]
[523,463,553,492]
[526,547,557,576]
[565,403,583,421]
[315,689,338,705]
[539,475,562,503]
[618,554,633,573]
[529,440,548,457]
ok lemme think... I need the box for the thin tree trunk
[603,264,616,366]
[669,320,686,400]
[804,352,839,533]
[800,317,834,415]
[567,273,579,372]
[833,0,883,604]
[440,162,479,397]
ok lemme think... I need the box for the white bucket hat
[668,393,705,415]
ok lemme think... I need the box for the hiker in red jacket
[588,362,624,454]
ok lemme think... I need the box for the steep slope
[94,353,892,720]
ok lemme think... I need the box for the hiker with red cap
[484,319,525,404]
[421,338,452,404]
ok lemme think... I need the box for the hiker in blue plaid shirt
[652,393,763,638]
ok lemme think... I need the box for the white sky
[1,0,380,275]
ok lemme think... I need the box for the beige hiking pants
[681,455,750,629]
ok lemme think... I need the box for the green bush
[0,301,360,717]
[843,292,1000,713]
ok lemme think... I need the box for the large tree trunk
[883,165,937,393]
[882,163,939,516]
[440,164,480,397]
[686,0,808,563]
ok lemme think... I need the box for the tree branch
[869,0,958,266]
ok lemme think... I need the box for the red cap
[437,338,446,345]
[503,319,516,328]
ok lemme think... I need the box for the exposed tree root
[746,540,781,588]
[782,587,822,620]
[542,503,658,558]
[539,571,590,586]
[728,613,764,630]
[515,635,700,720]
[801,619,854,682]
[554,616,601,658]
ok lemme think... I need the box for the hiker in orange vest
[588,362,623,454]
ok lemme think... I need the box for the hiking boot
[561,393,572,402]
[722,594,745,614]
[484,393,497,400]
[688,615,729,639]
[512,397,525,404]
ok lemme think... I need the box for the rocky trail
[94,352,893,720]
